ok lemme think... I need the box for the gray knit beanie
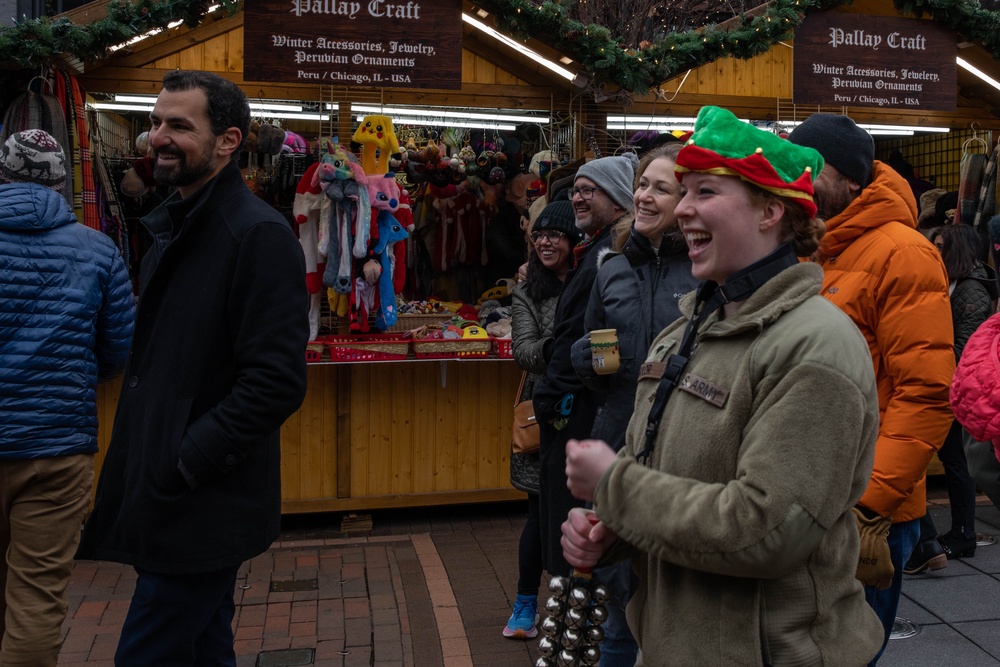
[0,129,67,191]
[575,154,639,212]
[788,114,874,188]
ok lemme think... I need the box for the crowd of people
[507,106,1000,666]
[2,65,1000,665]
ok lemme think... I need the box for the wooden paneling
[94,361,523,512]
[662,49,793,99]
[345,361,520,499]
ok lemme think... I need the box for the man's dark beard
[814,179,853,221]
[153,149,215,188]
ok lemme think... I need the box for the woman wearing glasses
[569,142,699,665]
[561,107,884,664]
[504,200,582,639]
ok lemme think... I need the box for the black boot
[939,529,977,559]
[903,538,949,574]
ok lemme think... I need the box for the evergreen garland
[1,0,998,93]
[471,0,1000,93]
[0,0,241,69]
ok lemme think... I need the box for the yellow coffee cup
[590,329,620,375]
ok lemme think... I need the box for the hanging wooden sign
[793,11,956,111]
[243,0,463,90]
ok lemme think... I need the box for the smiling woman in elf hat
[560,106,885,665]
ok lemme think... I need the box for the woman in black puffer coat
[910,223,998,571]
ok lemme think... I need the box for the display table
[95,358,526,514]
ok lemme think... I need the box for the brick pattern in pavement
[58,503,538,666]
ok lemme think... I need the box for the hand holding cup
[590,329,620,375]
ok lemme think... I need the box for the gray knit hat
[575,154,639,212]
[788,114,874,188]
[0,130,67,191]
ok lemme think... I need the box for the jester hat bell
[675,106,824,219]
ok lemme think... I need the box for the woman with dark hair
[560,106,883,664]
[503,200,582,639]
[908,224,998,571]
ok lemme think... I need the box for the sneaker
[903,538,948,575]
[502,594,539,639]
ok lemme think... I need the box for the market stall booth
[39,0,591,513]
[10,0,1000,506]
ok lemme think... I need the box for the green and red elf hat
[674,106,824,219]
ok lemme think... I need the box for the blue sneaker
[502,593,539,639]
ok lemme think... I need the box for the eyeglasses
[569,186,603,200]
[530,230,568,243]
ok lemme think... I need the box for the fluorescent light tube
[958,57,1000,92]
[90,102,156,112]
[352,103,548,124]
[780,120,948,134]
[355,115,515,131]
[95,102,325,121]
[461,13,576,81]
[115,95,156,104]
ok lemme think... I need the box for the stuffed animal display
[292,162,327,340]
[350,173,408,332]
[352,115,401,176]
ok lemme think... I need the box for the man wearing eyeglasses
[532,155,639,584]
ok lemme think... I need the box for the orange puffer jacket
[814,161,955,523]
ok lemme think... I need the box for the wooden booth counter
[96,358,526,514]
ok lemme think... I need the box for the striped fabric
[0,82,73,205]
[72,76,100,230]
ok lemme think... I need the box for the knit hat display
[0,129,67,191]
[575,154,639,212]
[533,200,583,245]
[788,113,875,188]
[676,106,824,218]
[918,188,947,228]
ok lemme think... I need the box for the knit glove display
[852,507,894,590]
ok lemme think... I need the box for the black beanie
[788,114,874,188]
[533,200,583,245]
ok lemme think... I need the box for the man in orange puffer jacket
[791,114,954,665]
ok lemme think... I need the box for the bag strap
[515,370,529,407]
[635,243,798,464]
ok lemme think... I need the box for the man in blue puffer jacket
[0,129,134,666]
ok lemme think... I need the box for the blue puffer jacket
[0,182,135,459]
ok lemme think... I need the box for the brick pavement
[58,502,541,666]
[55,487,1000,666]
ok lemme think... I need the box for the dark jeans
[116,565,240,667]
[517,493,544,595]
[593,560,638,667]
[938,420,978,538]
[864,519,920,665]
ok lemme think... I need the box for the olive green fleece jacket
[594,262,883,666]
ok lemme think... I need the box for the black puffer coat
[576,228,698,451]
[952,262,998,360]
